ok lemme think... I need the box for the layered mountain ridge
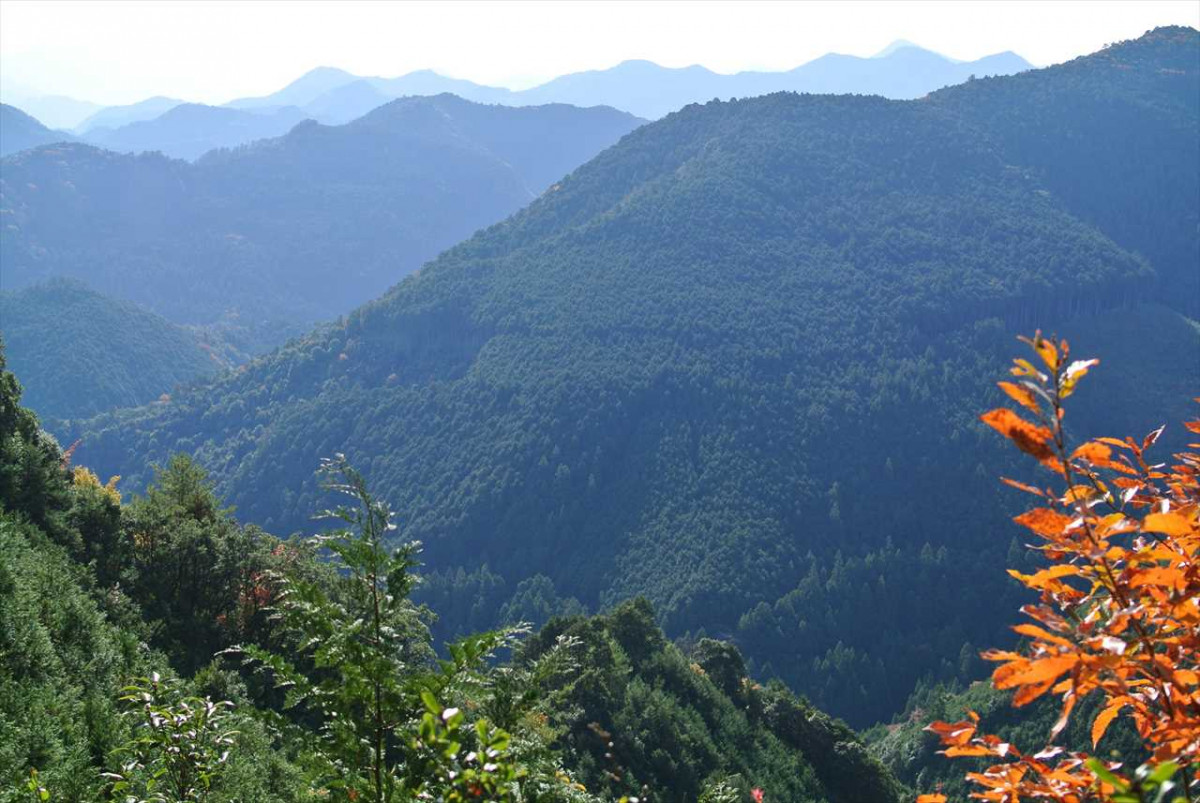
[65,27,1200,726]
[0,95,643,336]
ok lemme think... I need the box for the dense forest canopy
[0,280,236,420]
[0,95,643,338]
[64,27,1200,728]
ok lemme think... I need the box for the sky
[1,0,1198,106]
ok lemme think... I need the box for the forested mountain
[930,25,1200,317]
[0,95,643,336]
[0,280,233,420]
[0,351,904,801]
[82,102,312,160]
[67,28,1200,728]
[0,103,73,156]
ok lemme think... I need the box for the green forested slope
[930,25,1200,317]
[0,280,231,420]
[69,29,1199,726]
[0,351,900,801]
[0,96,643,335]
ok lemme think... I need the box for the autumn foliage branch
[919,333,1199,803]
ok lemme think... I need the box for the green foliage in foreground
[0,349,905,801]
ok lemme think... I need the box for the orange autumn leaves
[922,332,1200,802]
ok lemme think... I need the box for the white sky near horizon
[1,0,1198,106]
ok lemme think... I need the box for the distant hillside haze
[0,103,75,156]
[224,65,361,110]
[0,95,644,335]
[4,41,1030,159]
[0,92,101,130]
[74,95,184,133]
[67,27,1199,727]
[82,102,312,160]
[273,40,1033,122]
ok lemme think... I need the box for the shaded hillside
[930,25,1200,317]
[0,95,643,333]
[0,280,229,420]
[0,103,73,156]
[68,29,1199,726]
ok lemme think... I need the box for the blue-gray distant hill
[1,95,644,336]
[82,103,312,160]
[0,104,75,156]
[252,41,1032,123]
[74,95,184,134]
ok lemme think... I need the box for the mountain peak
[873,39,922,58]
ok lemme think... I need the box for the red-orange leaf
[998,381,1042,413]
[1129,566,1185,589]
[1142,512,1193,536]
[993,655,1077,690]
[980,408,1056,463]
[1013,508,1072,538]
[1092,703,1123,748]
[1071,441,1112,464]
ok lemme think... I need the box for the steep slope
[0,280,228,420]
[0,96,643,332]
[83,102,311,160]
[930,25,1200,316]
[69,29,1199,726]
[0,103,74,156]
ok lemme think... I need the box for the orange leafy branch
[922,332,1200,803]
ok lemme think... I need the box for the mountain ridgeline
[0,96,644,334]
[229,42,1032,123]
[0,103,75,157]
[68,27,1200,729]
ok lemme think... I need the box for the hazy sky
[2,0,1197,105]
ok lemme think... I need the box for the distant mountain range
[0,41,1032,160]
[0,95,643,336]
[234,41,1033,122]
[84,103,312,160]
[0,91,101,130]
[75,95,186,133]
